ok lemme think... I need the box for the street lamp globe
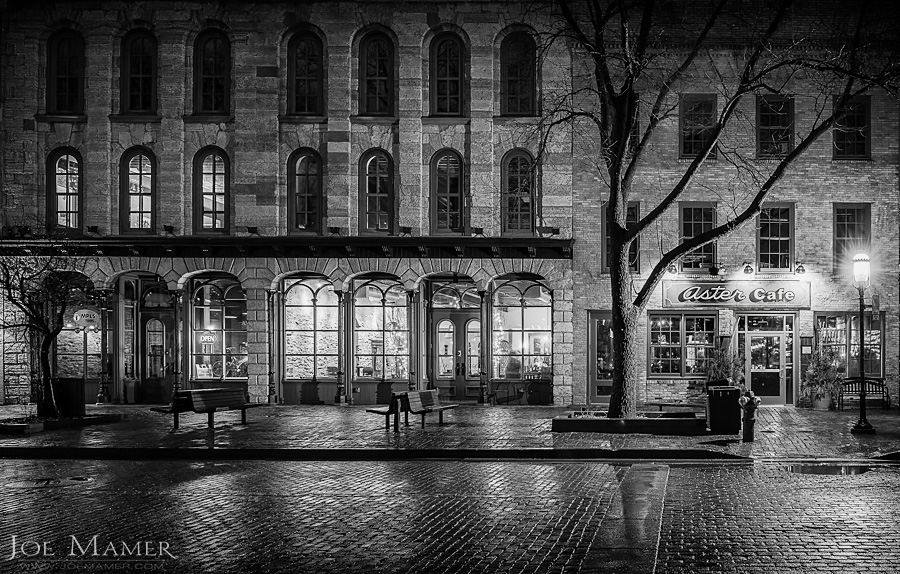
[852,252,870,285]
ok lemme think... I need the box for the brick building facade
[1,0,897,410]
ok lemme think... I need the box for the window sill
[422,116,470,125]
[493,115,539,124]
[34,114,87,123]
[350,115,398,125]
[279,115,328,125]
[109,114,162,123]
[182,114,234,124]
[832,156,873,162]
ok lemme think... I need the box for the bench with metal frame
[838,377,891,410]
[150,388,261,430]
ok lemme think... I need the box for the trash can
[51,378,86,418]
[707,385,741,434]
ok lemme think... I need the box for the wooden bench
[150,388,262,430]
[365,392,406,432]
[403,389,459,428]
[838,377,891,410]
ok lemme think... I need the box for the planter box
[0,422,45,435]
[552,413,708,435]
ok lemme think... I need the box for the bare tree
[0,225,97,417]
[531,0,900,417]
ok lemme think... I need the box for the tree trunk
[36,335,59,419]
[607,235,642,419]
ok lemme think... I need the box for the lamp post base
[850,419,876,434]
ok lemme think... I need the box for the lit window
[194,148,229,233]
[360,150,394,234]
[48,148,81,230]
[288,149,322,233]
[501,150,535,235]
[431,150,463,233]
[121,149,155,233]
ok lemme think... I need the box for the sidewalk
[0,402,898,461]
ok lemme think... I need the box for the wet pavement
[0,403,897,573]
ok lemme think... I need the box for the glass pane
[750,336,781,369]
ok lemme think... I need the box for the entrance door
[432,310,481,401]
[140,314,174,403]
[739,315,794,405]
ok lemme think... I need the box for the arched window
[288,149,322,234]
[491,279,552,380]
[359,33,393,116]
[191,278,246,380]
[193,147,229,233]
[47,148,82,230]
[501,150,535,235]
[193,30,230,115]
[283,276,339,380]
[359,149,394,234]
[352,277,409,381]
[288,32,323,115]
[120,148,155,233]
[430,33,464,116]
[47,30,85,115]
[431,150,464,234]
[121,30,157,114]
[500,32,536,116]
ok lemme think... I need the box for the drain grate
[788,464,870,475]
[5,476,94,489]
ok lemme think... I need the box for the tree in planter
[0,229,97,418]
[705,344,744,388]
[526,0,899,418]
[801,347,843,408]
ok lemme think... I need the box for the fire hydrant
[738,390,761,442]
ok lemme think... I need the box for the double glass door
[738,314,795,405]
[433,310,481,400]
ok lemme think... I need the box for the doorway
[139,313,174,403]
[738,314,795,405]
[432,309,481,401]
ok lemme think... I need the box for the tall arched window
[352,277,409,381]
[191,278,246,380]
[501,149,535,235]
[283,276,338,380]
[359,149,394,234]
[47,148,82,230]
[121,30,157,114]
[288,149,322,234]
[500,32,536,116]
[430,33,464,116]
[288,32,324,115]
[491,279,552,381]
[431,149,464,234]
[359,33,393,116]
[120,147,155,233]
[47,30,85,115]
[193,30,231,115]
[193,147,229,233]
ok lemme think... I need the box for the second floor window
[833,203,870,270]
[194,148,229,232]
[288,149,322,233]
[360,33,393,116]
[680,94,717,158]
[121,30,157,114]
[121,148,155,233]
[288,33,323,115]
[194,31,231,115]
[501,150,535,235]
[431,150,464,234]
[833,96,870,159]
[431,33,464,116]
[48,148,82,230]
[681,204,715,271]
[757,205,793,271]
[47,30,85,115]
[360,150,394,234]
[757,95,793,157]
[500,32,536,116]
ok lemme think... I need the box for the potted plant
[706,345,745,387]
[801,347,843,410]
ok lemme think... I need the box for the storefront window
[353,278,409,380]
[283,276,339,380]
[191,278,247,380]
[122,279,137,379]
[649,314,715,377]
[815,312,883,377]
[492,280,552,380]
[589,311,613,399]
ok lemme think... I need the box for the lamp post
[850,253,875,434]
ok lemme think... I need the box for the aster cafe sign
[662,280,810,309]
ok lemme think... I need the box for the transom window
[283,276,339,380]
[194,30,230,114]
[48,149,82,230]
[194,147,229,233]
[757,95,793,157]
[288,149,322,234]
[288,33,323,115]
[757,205,793,271]
[833,203,870,271]
[360,33,393,116]
[649,314,716,377]
[47,30,85,115]
[680,204,716,271]
[431,33,463,116]
[833,96,870,159]
[501,150,535,235]
[500,32,536,116]
[121,148,155,233]
[360,150,394,234]
[680,95,717,158]
[431,150,463,234]
[121,30,157,114]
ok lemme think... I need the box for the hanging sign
[72,308,101,328]
[662,280,810,309]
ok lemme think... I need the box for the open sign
[73,309,100,328]
[199,333,219,343]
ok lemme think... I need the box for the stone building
[1,0,897,410]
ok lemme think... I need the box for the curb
[0,447,751,462]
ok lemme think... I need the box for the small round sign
[73,308,100,328]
